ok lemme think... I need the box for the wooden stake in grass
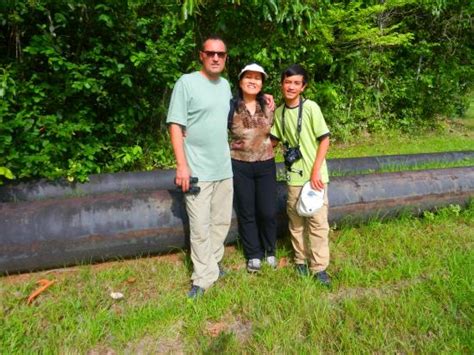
[27,279,55,305]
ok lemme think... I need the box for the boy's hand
[264,94,275,111]
[310,136,329,191]
[310,171,324,191]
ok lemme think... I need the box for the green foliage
[0,166,14,185]
[182,0,473,139]
[0,0,472,181]
[0,0,194,181]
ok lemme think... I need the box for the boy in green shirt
[270,64,331,286]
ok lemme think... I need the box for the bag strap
[227,97,237,130]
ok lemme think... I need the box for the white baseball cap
[238,63,268,80]
[296,182,325,217]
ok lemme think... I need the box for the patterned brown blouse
[229,100,274,162]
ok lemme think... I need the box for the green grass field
[1,108,473,353]
[328,125,473,159]
[275,107,474,172]
[1,203,472,353]
[329,97,474,158]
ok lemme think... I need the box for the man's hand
[264,93,275,111]
[175,164,191,192]
[169,123,191,192]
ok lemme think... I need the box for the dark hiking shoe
[218,263,227,279]
[295,263,309,276]
[187,285,205,299]
[314,270,331,287]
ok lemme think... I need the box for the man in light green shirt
[167,35,233,299]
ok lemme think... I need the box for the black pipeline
[1,151,472,203]
[1,167,473,274]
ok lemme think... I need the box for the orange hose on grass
[27,279,55,304]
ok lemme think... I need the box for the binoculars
[175,176,200,195]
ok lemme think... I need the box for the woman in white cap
[229,63,277,273]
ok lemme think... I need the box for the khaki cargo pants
[287,184,330,273]
[185,178,233,289]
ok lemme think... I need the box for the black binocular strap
[282,97,305,145]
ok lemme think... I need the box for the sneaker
[187,285,205,299]
[218,263,227,279]
[247,258,261,273]
[295,263,309,276]
[266,256,278,269]
[314,270,331,287]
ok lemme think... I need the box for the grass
[1,105,473,353]
[1,203,473,353]
[327,158,474,177]
[274,111,474,178]
[272,110,474,171]
[328,122,473,159]
[329,99,474,158]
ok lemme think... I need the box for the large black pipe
[326,150,474,176]
[1,151,472,203]
[1,167,473,274]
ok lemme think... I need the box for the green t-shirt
[166,72,233,181]
[271,99,330,186]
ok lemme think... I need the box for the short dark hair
[201,34,227,52]
[281,64,308,84]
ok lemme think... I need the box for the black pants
[232,158,277,260]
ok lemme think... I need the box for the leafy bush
[0,0,472,181]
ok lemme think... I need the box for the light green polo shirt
[271,99,330,186]
[166,71,233,181]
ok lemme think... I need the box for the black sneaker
[187,285,204,299]
[218,263,227,279]
[295,263,309,276]
[314,270,331,287]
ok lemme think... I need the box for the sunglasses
[202,51,227,59]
